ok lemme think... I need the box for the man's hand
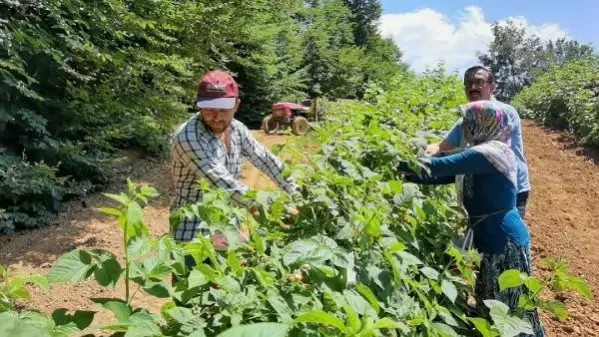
[212,232,229,251]
[286,206,299,217]
[426,143,441,157]
[248,204,260,216]
[212,225,251,251]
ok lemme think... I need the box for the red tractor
[261,102,310,136]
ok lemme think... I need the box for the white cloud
[380,6,568,74]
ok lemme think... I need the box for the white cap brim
[196,97,236,109]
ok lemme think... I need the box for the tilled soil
[2,124,599,336]
[522,121,599,336]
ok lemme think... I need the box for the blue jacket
[443,101,531,194]
[400,149,530,254]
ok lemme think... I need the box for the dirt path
[0,131,289,331]
[522,121,599,336]
[2,124,599,336]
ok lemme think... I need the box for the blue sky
[379,1,598,73]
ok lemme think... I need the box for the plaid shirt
[170,114,298,241]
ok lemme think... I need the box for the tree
[301,0,361,98]
[476,21,544,101]
[477,20,596,101]
[342,0,383,47]
[534,37,595,78]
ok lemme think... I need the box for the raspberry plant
[0,69,591,337]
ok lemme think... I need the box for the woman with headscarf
[398,100,545,336]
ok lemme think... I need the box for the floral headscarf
[458,100,517,188]
[460,100,513,145]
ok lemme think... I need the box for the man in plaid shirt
[170,70,299,251]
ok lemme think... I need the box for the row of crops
[0,69,591,337]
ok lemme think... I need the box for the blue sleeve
[400,150,496,184]
[443,119,463,147]
[404,173,455,185]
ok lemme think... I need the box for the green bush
[512,59,599,145]
[0,0,407,232]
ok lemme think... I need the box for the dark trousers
[516,191,529,219]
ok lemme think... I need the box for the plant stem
[124,215,130,304]
[130,284,142,303]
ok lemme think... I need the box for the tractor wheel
[262,115,279,135]
[291,116,309,136]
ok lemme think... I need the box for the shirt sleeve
[172,136,250,206]
[400,149,495,184]
[238,124,299,194]
[442,119,464,148]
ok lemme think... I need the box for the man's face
[464,70,495,102]
[200,100,239,134]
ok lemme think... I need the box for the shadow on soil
[0,153,174,268]
[524,120,599,166]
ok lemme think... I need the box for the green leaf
[343,304,361,331]
[294,311,346,332]
[441,280,458,304]
[189,330,208,337]
[51,308,96,330]
[282,239,323,266]
[266,290,293,323]
[127,237,152,260]
[373,317,406,330]
[430,322,459,337]
[390,242,407,252]
[188,270,209,288]
[541,300,568,320]
[388,180,403,193]
[9,287,30,301]
[166,307,195,324]
[498,270,526,291]
[124,320,161,337]
[94,258,123,289]
[420,267,439,280]
[143,281,171,298]
[567,277,593,300]
[99,207,123,217]
[104,193,130,206]
[126,201,144,228]
[227,251,243,275]
[213,275,241,293]
[438,310,459,327]
[343,289,376,316]
[253,268,276,288]
[48,250,94,283]
[53,323,81,337]
[216,323,290,337]
[140,186,160,198]
[92,299,131,323]
[524,277,543,293]
[467,317,495,337]
[397,251,422,266]
[356,284,381,314]
[484,299,534,337]
[12,275,49,293]
[517,294,536,311]
[0,312,51,337]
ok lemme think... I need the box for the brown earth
[523,121,599,336]
[1,123,599,336]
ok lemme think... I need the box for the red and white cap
[196,70,239,109]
